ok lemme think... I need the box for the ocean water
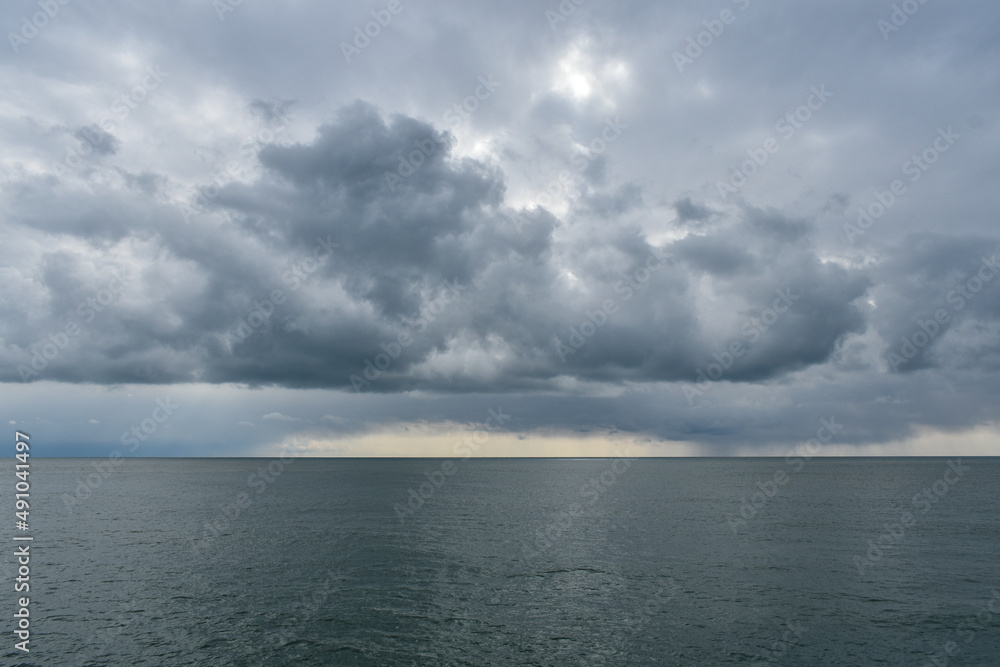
[4,457,1000,666]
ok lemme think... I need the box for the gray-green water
[5,458,999,665]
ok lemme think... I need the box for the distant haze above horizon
[2,1,999,457]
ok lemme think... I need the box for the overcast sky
[2,0,999,456]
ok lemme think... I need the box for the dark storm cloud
[73,124,120,156]
[674,197,713,225]
[872,233,1000,373]
[1,99,872,395]
[671,234,751,276]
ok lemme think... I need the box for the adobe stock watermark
[54,65,167,177]
[683,287,800,405]
[15,268,132,381]
[878,0,931,41]
[673,0,752,73]
[512,116,628,232]
[212,0,244,22]
[8,0,72,54]
[545,0,586,31]
[887,254,999,372]
[726,417,843,534]
[190,442,303,554]
[522,450,636,558]
[843,126,960,243]
[442,74,501,129]
[392,407,512,522]
[383,75,501,192]
[349,279,467,391]
[553,247,671,362]
[716,85,833,201]
[383,136,441,192]
[754,619,808,665]
[340,0,412,64]
[61,398,180,513]
[921,586,1000,667]
[179,105,291,223]
[222,236,338,349]
[852,459,969,576]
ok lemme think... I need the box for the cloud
[262,412,298,422]
[0,102,871,394]
[72,124,120,156]
[674,197,713,225]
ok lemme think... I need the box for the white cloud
[262,412,298,422]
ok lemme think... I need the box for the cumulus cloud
[262,412,299,422]
[0,102,873,394]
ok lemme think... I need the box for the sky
[2,0,999,457]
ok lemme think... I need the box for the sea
[4,457,999,666]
